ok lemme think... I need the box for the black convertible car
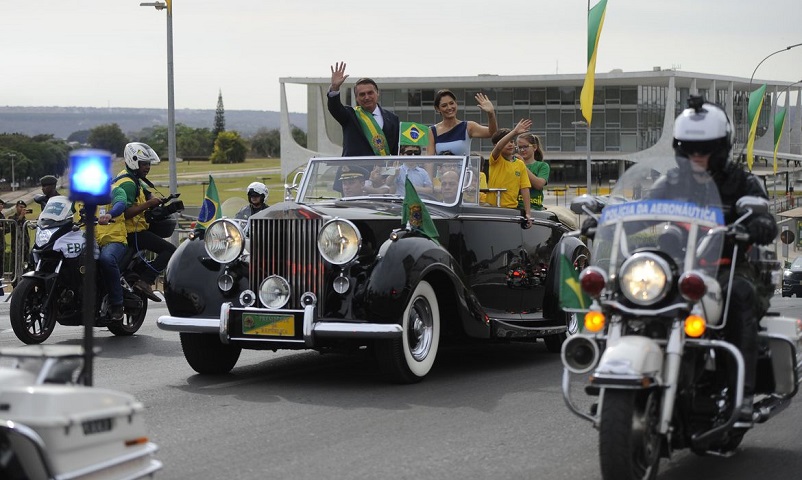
[157,155,588,383]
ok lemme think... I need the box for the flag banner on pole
[399,122,430,148]
[746,84,767,171]
[166,0,172,14]
[402,178,439,241]
[197,175,221,229]
[558,244,590,312]
[773,108,787,174]
[580,0,608,125]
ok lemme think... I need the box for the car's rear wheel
[375,280,440,384]
[180,332,242,374]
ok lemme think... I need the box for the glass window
[408,90,421,107]
[421,89,435,106]
[496,89,514,106]
[561,133,576,151]
[605,86,620,104]
[381,90,395,105]
[514,88,529,103]
[593,87,605,105]
[622,109,637,129]
[498,112,514,130]
[546,109,561,128]
[561,110,576,129]
[560,87,576,105]
[531,111,546,130]
[530,89,546,105]
[546,87,561,105]
[546,132,561,151]
[591,132,605,151]
[606,108,621,127]
[605,130,620,150]
[621,87,638,105]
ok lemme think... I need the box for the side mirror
[33,194,47,207]
[735,196,769,216]
[570,194,602,215]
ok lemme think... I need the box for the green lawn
[138,157,285,207]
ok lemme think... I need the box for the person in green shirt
[516,133,549,211]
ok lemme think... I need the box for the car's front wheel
[180,332,242,374]
[375,280,440,384]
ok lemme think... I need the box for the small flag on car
[197,175,221,229]
[402,178,438,242]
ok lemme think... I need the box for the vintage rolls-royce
[157,155,588,383]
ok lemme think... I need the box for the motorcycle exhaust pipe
[561,335,600,374]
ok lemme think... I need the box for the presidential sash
[354,106,389,156]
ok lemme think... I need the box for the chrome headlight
[317,218,361,265]
[204,219,245,264]
[259,275,290,309]
[619,253,672,305]
[35,228,55,247]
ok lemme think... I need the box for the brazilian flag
[402,178,438,242]
[559,253,590,311]
[197,175,221,229]
[399,122,430,148]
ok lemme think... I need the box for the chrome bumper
[157,302,402,348]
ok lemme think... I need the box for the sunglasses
[402,150,421,155]
[676,139,718,156]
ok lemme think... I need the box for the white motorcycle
[560,155,801,479]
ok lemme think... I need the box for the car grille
[249,217,325,310]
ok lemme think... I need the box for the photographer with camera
[115,142,179,301]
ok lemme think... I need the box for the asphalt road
[1,295,801,479]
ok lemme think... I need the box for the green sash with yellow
[354,106,389,156]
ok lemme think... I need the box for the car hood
[253,200,448,222]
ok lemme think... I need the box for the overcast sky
[2,0,800,114]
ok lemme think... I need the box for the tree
[87,123,128,156]
[67,129,91,144]
[290,124,307,148]
[210,131,247,164]
[213,89,225,139]
[249,128,280,157]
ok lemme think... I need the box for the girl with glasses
[516,133,550,211]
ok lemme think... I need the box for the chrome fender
[595,336,663,380]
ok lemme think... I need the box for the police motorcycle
[559,155,800,479]
[9,192,181,345]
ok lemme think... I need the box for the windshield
[296,156,486,207]
[592,155,725,278]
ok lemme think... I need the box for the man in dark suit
[327,61,400,157]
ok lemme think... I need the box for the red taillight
[580,267,606,297]
[679,272,707,301]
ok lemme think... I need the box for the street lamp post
[141,0,178,244]
[9,153,15,192]
[572,120,592,194]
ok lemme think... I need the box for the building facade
[279,69,801,183]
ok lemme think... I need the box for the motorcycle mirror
[570,194,602,215]
[735,196,769,216]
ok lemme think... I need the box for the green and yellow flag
[197,175,221,229]
[399,122,430,148]
[773,108,787,174]
[746,84,767,171]
[402,178,438,241]
[559,253,590,311]
[580,0,608,125]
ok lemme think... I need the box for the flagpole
[585,0,591,195]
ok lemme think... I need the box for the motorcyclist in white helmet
[650,96,777,419]
[113,142,177,301]
[235,182,269,220]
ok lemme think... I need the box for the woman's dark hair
[518,133,544,161]
[434,89,457,111]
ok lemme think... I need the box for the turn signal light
[584,311,605,332]
[684,315,706,337]
[679,272,707,302]
[580,267,607,298]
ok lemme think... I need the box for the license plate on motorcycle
[241,313,295,337]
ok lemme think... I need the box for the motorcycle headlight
[204,219,245,264]
[35,228,54,247]
[619,253,672,306]
[317,218,361,265]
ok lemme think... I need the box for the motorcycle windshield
[593,155,725,282]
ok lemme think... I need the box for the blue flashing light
[69,149,112,204]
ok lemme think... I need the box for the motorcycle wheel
[107,292,148,336]
[599,389,662,480]
[9,278,57,344]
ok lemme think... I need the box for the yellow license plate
[242,313,295,337]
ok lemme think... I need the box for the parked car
[782,256,802,297]
[157,155,588,383]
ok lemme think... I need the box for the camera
[25,208,33,214]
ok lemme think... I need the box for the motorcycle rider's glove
[746,215,777,245]
[581,217,598,239]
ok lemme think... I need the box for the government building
[278,68,801,188]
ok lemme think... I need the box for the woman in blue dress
[426,90,497,156]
